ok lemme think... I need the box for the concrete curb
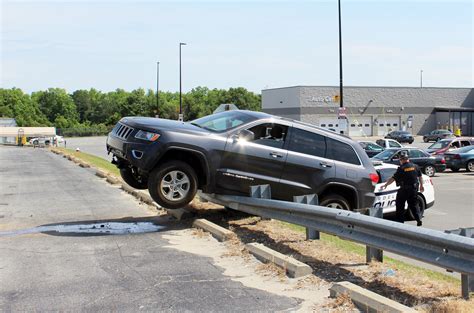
[245,243,312,278]
[192,219,234,242]
[121,183,135,194]
[78,161,90,168]
[136,191,154,205]
[165,208,194,221]
[106,175,121,185]
[95,169,108,178]
[329,281,417,313]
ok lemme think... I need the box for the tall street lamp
[156,61,160,118]
[337,0,346,135]
[420,69,423,88]
[179,42,187,121]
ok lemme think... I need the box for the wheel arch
[154,147,210,189]
[319,183,359,211]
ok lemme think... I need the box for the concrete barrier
[95,169,108,178]
[329,281,417,313]
[245,242,312,278]
[192,219,234,242]
[166,208,193,221]
[106,175,121,185]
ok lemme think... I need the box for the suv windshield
[190,111,257,132]
[428,140,450,149]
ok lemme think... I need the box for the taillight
[441,158,446,164]
[453,154,461,159]
[369,173,379,185]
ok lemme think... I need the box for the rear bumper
[435,164,447,172]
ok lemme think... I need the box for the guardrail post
[366,207,383,263]
[445,227,474,299]
[250,185,271,220]
[293,194,320,240]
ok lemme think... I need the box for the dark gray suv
[107,110,377,210]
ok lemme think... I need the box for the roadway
[0,146,303,311]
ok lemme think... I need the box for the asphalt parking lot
[0,146,303,311]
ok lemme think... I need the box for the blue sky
[1,0,472,93]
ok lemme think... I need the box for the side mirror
[236,129,255,142]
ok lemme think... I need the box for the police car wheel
[423,137,428,143]
[466,161,474,172]
[406,194,426,220]
[423,165,435,177]
[320,194,351,211]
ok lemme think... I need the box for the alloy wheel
[160,170,190,201]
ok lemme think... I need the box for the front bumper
[107,133,163,172]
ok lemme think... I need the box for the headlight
[134,130,160,142]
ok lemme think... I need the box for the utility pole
[337,0,347,135]
[179,42,187,121]
[420,69,423,88]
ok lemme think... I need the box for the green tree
[33,88,78,127]
[0,88,50,126]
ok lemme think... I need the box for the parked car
[29,137,51,146]
[372,161,434,217]
[107,110,378,211]
[444,145,474,172]
[426,137,474,155]
[423,129,454,142]
[384,131,414,144]
[375,138,403,149]
[358,141,384,157]
[371,147,446,177]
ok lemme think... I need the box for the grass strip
[279,221,460,285]
[56,148,120,176]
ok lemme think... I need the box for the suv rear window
[326,138,361,165]
[288,128,326,158]
[378,168,397,183]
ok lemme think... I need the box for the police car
[372,161,435,218]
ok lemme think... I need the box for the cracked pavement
[0,146,300,312]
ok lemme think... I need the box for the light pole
[337,0,346,135]
[156,61,160,117]
[420,69,423,88]
[179,42,187,121]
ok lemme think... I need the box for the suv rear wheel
[148,161,197,209]
[320,194,351,211]
[120,167,148,189]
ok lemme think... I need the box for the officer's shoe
[417,220,423,227]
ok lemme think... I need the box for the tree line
[0,87,261,136]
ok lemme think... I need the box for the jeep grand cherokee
[107,110,377,210]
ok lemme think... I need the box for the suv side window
[248,123,288,149]
[326,138,361,165]
[288,128,326,158]
[461,141,471,147]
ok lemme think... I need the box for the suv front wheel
[148,161,197,209]
[320,194,351,211]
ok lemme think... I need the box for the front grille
[112,123,134,140]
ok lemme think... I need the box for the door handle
[320,162,332,168]
[270,152,283,158]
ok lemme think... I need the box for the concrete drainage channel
[50,148,421,312]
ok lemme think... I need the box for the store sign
[308,96,336,103]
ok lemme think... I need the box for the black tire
[320,194,351,211]
[120,167,148,189]
[406,194,426,220]
[148,161,197,209]
[423,165,436,177]
[466,160,474,172]
[423,137,429,143]
[33,140,38,145]
[450,167,460,172]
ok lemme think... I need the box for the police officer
[380,153,424,226]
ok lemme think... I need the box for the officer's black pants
[395,187,421,223]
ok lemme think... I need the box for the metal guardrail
[199,186,474,299]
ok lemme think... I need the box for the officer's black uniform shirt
[392,162,422,187]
